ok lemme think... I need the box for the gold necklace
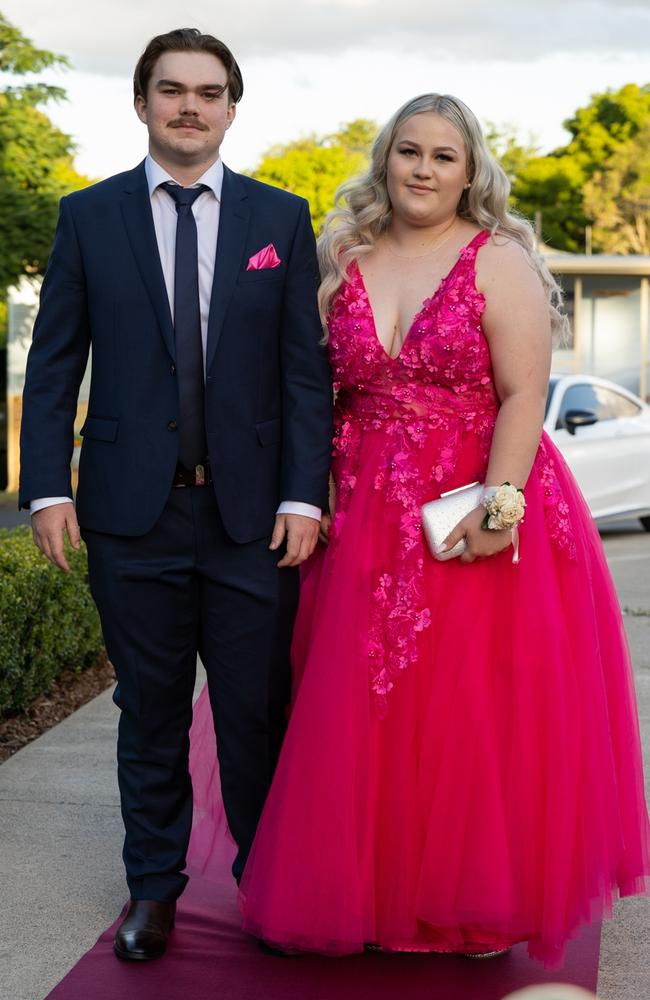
[385,220,459,260]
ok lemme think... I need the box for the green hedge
[0,527,104,715]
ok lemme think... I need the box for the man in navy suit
[19,29,332,961]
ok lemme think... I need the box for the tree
[0,12,91,343]
[583,120,650,254]
[511,83,650,251]
[563,83,650,166]
[510,152,588,252]
[251,120,377,231]
[483,121,539,187]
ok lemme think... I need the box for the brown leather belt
[172,461,213,487]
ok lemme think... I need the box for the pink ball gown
[190,230,649,967]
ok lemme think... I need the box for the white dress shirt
[31,154,320,522]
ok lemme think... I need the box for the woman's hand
[440,506,513,564]
[319,475,337,545]
[319,513,332,545]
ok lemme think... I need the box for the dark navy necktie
[160,181,210,470]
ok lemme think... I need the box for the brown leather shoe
[113,900,176,961]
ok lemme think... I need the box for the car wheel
[641,516,650,532]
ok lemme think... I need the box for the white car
[544,374,650,531]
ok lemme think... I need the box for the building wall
[5,278,90,494]
[551,271,649,400]
[581,276,643,393]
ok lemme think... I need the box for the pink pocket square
[246,243,282,271]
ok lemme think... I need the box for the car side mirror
[564,408,599,436]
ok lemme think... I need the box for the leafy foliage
[0,528,103,715]
[511,83,650,251]
[251,119,377,231]
[563,83,650,165]
[0,12,69,76]
[0,13,91,306]
[484,121,539,187]
[583,119,650,254]
[511,152,588,252]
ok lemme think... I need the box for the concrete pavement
[0,688,125,1000]
[0,509,30,529]
[0,495,30,530]
[597,523,650,1000]
[0,526,648,1000]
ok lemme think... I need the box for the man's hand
[31,502,81,572]
[270,513,319,568]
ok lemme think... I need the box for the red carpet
[46,866,601,1000]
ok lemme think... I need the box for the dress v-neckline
[354,230,487,362]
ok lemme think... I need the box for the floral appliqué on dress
[327,232,570,714]
[534,439,577,560]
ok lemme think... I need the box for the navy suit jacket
[19,162,333,541]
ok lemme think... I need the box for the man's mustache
[169,118,208,130]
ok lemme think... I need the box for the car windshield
[545,377,559,419]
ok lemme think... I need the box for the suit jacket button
[167,420,178,431]
[170,365,176,375]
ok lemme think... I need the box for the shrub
[0,527,103,715]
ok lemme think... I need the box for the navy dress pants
[83,486,298,901]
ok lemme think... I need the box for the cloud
[6,0,650,78]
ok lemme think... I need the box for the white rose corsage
[481,483,526,531]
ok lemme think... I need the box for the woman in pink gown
[191,94,649,966]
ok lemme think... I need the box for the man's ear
[134,94,148,124]
[226,103,237,128]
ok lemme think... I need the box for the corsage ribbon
[481,483,525,565]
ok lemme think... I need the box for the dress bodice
[327,230,499,431]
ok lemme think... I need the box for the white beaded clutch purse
[421,482,483,561]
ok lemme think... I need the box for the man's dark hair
[133,28,244,104]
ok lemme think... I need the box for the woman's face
[386,112,470,228]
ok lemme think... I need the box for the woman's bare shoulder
[477,232,541,293]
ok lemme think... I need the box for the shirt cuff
[276,501,322,522]
[30,497,74,515]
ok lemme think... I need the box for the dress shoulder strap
[453,230,491,281]
[462,229,491,257]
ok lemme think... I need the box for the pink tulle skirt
[189,431,649,967]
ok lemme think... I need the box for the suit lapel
[206,166,250,373]
[120,161,175,361]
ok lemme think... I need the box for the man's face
[135,50,236,168]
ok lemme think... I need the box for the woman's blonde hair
[317,93,568,343]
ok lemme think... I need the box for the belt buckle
[195,463,205,486]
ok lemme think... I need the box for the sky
[5,0,650,179]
